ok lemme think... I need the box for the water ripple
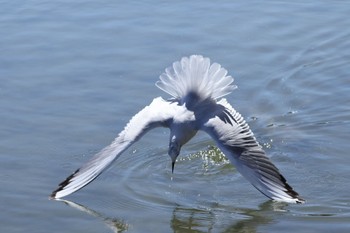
[92,143,239,212]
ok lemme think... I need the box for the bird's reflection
[57,199,129,233]
[57,199,287,233]
[171,201,287,233]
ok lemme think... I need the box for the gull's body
[51,55,304,203]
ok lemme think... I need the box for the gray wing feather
[201,99,304,203]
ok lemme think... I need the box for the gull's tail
[156,55,237,103]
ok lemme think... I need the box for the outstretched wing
[51,97,177,199]
[201,99,304,203]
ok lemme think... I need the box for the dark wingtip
[49,192,56,200]
[280,174,305,204]
[296,197,306,204]
[50,168,80,200]
[293,192,306,204]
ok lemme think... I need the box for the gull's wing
[51,97,177,199]
[200,99,304,203]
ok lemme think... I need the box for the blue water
[1,1,350,232]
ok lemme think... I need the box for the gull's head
[168,123,197,173]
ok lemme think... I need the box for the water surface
[1,1,350,232]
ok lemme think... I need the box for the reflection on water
[171,201,288,233]
[58,199,129,233]
[58,199,289,233]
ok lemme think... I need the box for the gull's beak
[169,151,178,173]
[169,138,180,174]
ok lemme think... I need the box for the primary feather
[51,55,304,204]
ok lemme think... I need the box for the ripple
[96,142,239,212]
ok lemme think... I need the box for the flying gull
[51,55,304,204]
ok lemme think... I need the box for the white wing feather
[51,97,177,199]
[201,99,304,204]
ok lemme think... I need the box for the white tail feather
[156,55,237,101]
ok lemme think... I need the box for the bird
[51,55,305,204]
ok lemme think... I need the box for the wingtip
[286,187,305,204]
[49,193,56,200]
[276,173,305,204]
[295,196,306,204]
[50,168,80,200]
[283,189,305,204]
[49,191,64,201]
[49,189,60,200]
[49,187,62,200]
[270,193,305,204]
[282,190,306,204]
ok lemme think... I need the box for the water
[1,1,350,232]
